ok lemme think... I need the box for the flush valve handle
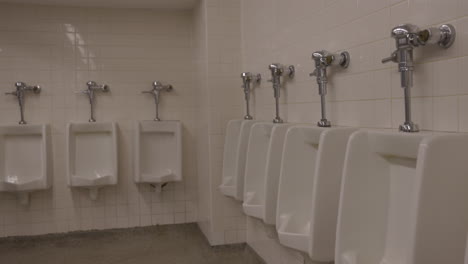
[382,52,398,64]
[309,69,317,77]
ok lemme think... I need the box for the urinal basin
[66,122,118,188]
[263,123,295,225]
[219,119,243,197]
[243,122,276,219]
[243,122,293,223]
[220,119,260,200]
[276,125,357,261]
[134,120,182,184]
[336,130,468,264]
[0,124,51,192]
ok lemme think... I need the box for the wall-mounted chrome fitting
[382,23,456,132]
[76,81,109,122]
[268,63,295,123]
[240,72,261,120]
[310,50,350,127]
[5,82,41,124]
[142,81,173,121]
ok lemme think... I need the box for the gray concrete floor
[0,224,264,264]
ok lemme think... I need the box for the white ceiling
[0,0,198,9]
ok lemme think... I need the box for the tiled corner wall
[241,0,468,263]
[2,0,466,261]
[0,4,199,237]
[195,0,247,246]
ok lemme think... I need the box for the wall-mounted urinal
[276,125,357,261]
[220,72,261,200]
[336,130,468,264]
[0,124,51,205]
[220,119,243,198]
[66,122,118,200]
[243,122,292,223]
[219,119,260,200]
[136,81,181,190]
[243,122,276,218]
[134,120,182,188]
[263,123,293,225]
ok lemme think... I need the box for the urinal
[276,125,357,261]
[219,119,260,200]
[0,124,51,205]
[336,130,468,264]
[243,122,276,218]
[134,120,182,187]
[263,123,293,225]
[219,119,243,197]
[66,122,118,200]
[243,122,292,223]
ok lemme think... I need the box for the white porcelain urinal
[134,120,182,187]
[263,124,294,225]
[336,130,468,264]
[0,124,51,205]
[219,119,260,200]
[276,125,357,261]
[66,122,118,200]
[243,122,292,223]
[219,119,243,198]
[243,122,276,218]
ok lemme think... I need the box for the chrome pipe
[5,82,41,125]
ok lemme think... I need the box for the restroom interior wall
[2,0,465,261]
[241,0,468,263]
[194,0,248,245]
[0,4,199,237]
[193,0,211,245]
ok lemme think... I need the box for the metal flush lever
[241,72,261,120]
[310,51,350,127]
[381,51,397,64]
[382,23,456,133]
[266,65,295,83]
[5,82,42,124]
[268,63,295,123]
[75,81,109,122]
[142,81,173,121]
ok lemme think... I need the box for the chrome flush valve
[268,63,295,123]
[382,23,455,132]
[5,82,42,124]
[142,81,173,121]
[310,50,350,127]
[241,72,261,120]
[76,81,109,122]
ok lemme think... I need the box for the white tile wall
[194,0,247,246]
[0,4,198,237]
[1,0,466,262]
[241,0,468,263]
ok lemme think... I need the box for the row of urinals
[220,119,468,264]
[0,120,182,204]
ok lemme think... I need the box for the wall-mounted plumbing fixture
[310,50,350,127]
[240,72,261,120]
[75,81,109,123]
[5,82,41,125]
[268,63,295,123]
[382,23,456,132]
[142,81,173,121]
